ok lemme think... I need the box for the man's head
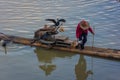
[80,20,90,30]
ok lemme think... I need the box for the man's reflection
[75,55,93,80]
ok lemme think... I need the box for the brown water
[0,0,120,80]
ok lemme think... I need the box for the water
[0,0,120,80]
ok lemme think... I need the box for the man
[76,20,94,50]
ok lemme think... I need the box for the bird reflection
[39,64,56,76]
[34,47,75,76]
[34,48,56,76]
[75,55,93,80]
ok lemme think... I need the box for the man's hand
[92,32,95,35]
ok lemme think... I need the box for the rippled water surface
[0,0,120,80]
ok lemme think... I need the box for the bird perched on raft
[31,18,66,45]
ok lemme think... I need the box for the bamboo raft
[0,33,120,60]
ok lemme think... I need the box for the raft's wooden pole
[92,26,95,50]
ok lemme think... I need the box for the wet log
[0,33,120,60]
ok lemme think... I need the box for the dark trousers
[79,33,87,49]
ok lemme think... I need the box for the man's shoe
[80,44,84,50]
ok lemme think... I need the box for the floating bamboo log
[0,34,120,60]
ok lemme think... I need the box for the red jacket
[76,23,94,38]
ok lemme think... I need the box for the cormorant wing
[58,19,66,23]
[45,19,57,24]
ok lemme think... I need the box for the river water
[0,0,120,80]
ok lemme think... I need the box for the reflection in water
[39,64,56,76]
[0,42,28,55]
[34,47,75,76]
[116,0,120,2]
[75,55,93,80]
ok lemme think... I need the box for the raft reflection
[34,47,75,76]
[34,47,93,80]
